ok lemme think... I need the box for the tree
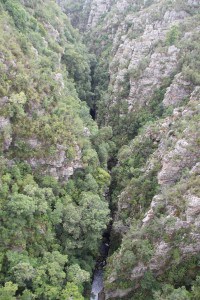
[153,284,191,300]
[191,276,200,300]
[166,25,180,46]
[5,0,29,30]
[6,194,36,217]
[0,282,18,300]
[67,264,90,285]
[32,251,68,299]
[79,192,110,251]
[60,283,84,300]
[11,262,35,287]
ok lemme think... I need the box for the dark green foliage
[154,285,191,300]
[166,25,181,45]
[4,0,29,31]
[181,31,200,85]
[61,43,92,101]
[107,81,170,147]
[0,161,110,298]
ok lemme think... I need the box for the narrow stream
[90,269,104,300]
[90,231,110,300]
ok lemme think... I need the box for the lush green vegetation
[0,0,113,298]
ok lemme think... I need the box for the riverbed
[90,269,104,300]
[90,231,110,300]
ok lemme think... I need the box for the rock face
[0,116,12,150]
[163,73,191,107]
[104,91,200,299]
[186,194,200,223]
[86,0,113,28]
[27,143,82,181]
[105,2,197,112]
[158,137,199,185]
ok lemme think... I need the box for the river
[90,269,104,300]
[90,231,110,300]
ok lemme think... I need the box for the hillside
[0,1,112,299]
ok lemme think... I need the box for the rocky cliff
[105,88,200,299]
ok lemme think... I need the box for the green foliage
[0,157,110,296]
[62,43,92,101]
[67,264,90,285]
[191,276,200,299]
[153,284,191,300]
[166,25,181,45]
[107,78,172,147]
[0,282,18,300]
[60,282,84,300]
[141,271,159,291]
[94,168,111,192]
[181,31,200,85]
[4,0,29,31]
[110,128,160,215]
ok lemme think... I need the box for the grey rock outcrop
[26,143,82,181]
[0,116,12,151]
[163,73,191,107]
[87,0,112,28]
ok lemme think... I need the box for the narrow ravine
[1,1,199,300]
[91,269,104,300]
[89,150,118,299]
[90,230,110,300]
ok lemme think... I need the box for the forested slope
[0,1,113,299]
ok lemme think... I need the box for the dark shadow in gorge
[90,107,96,120]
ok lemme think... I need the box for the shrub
[5,0,29,31]
[166,25,181,45]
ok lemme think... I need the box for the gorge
[0,0,200,299]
